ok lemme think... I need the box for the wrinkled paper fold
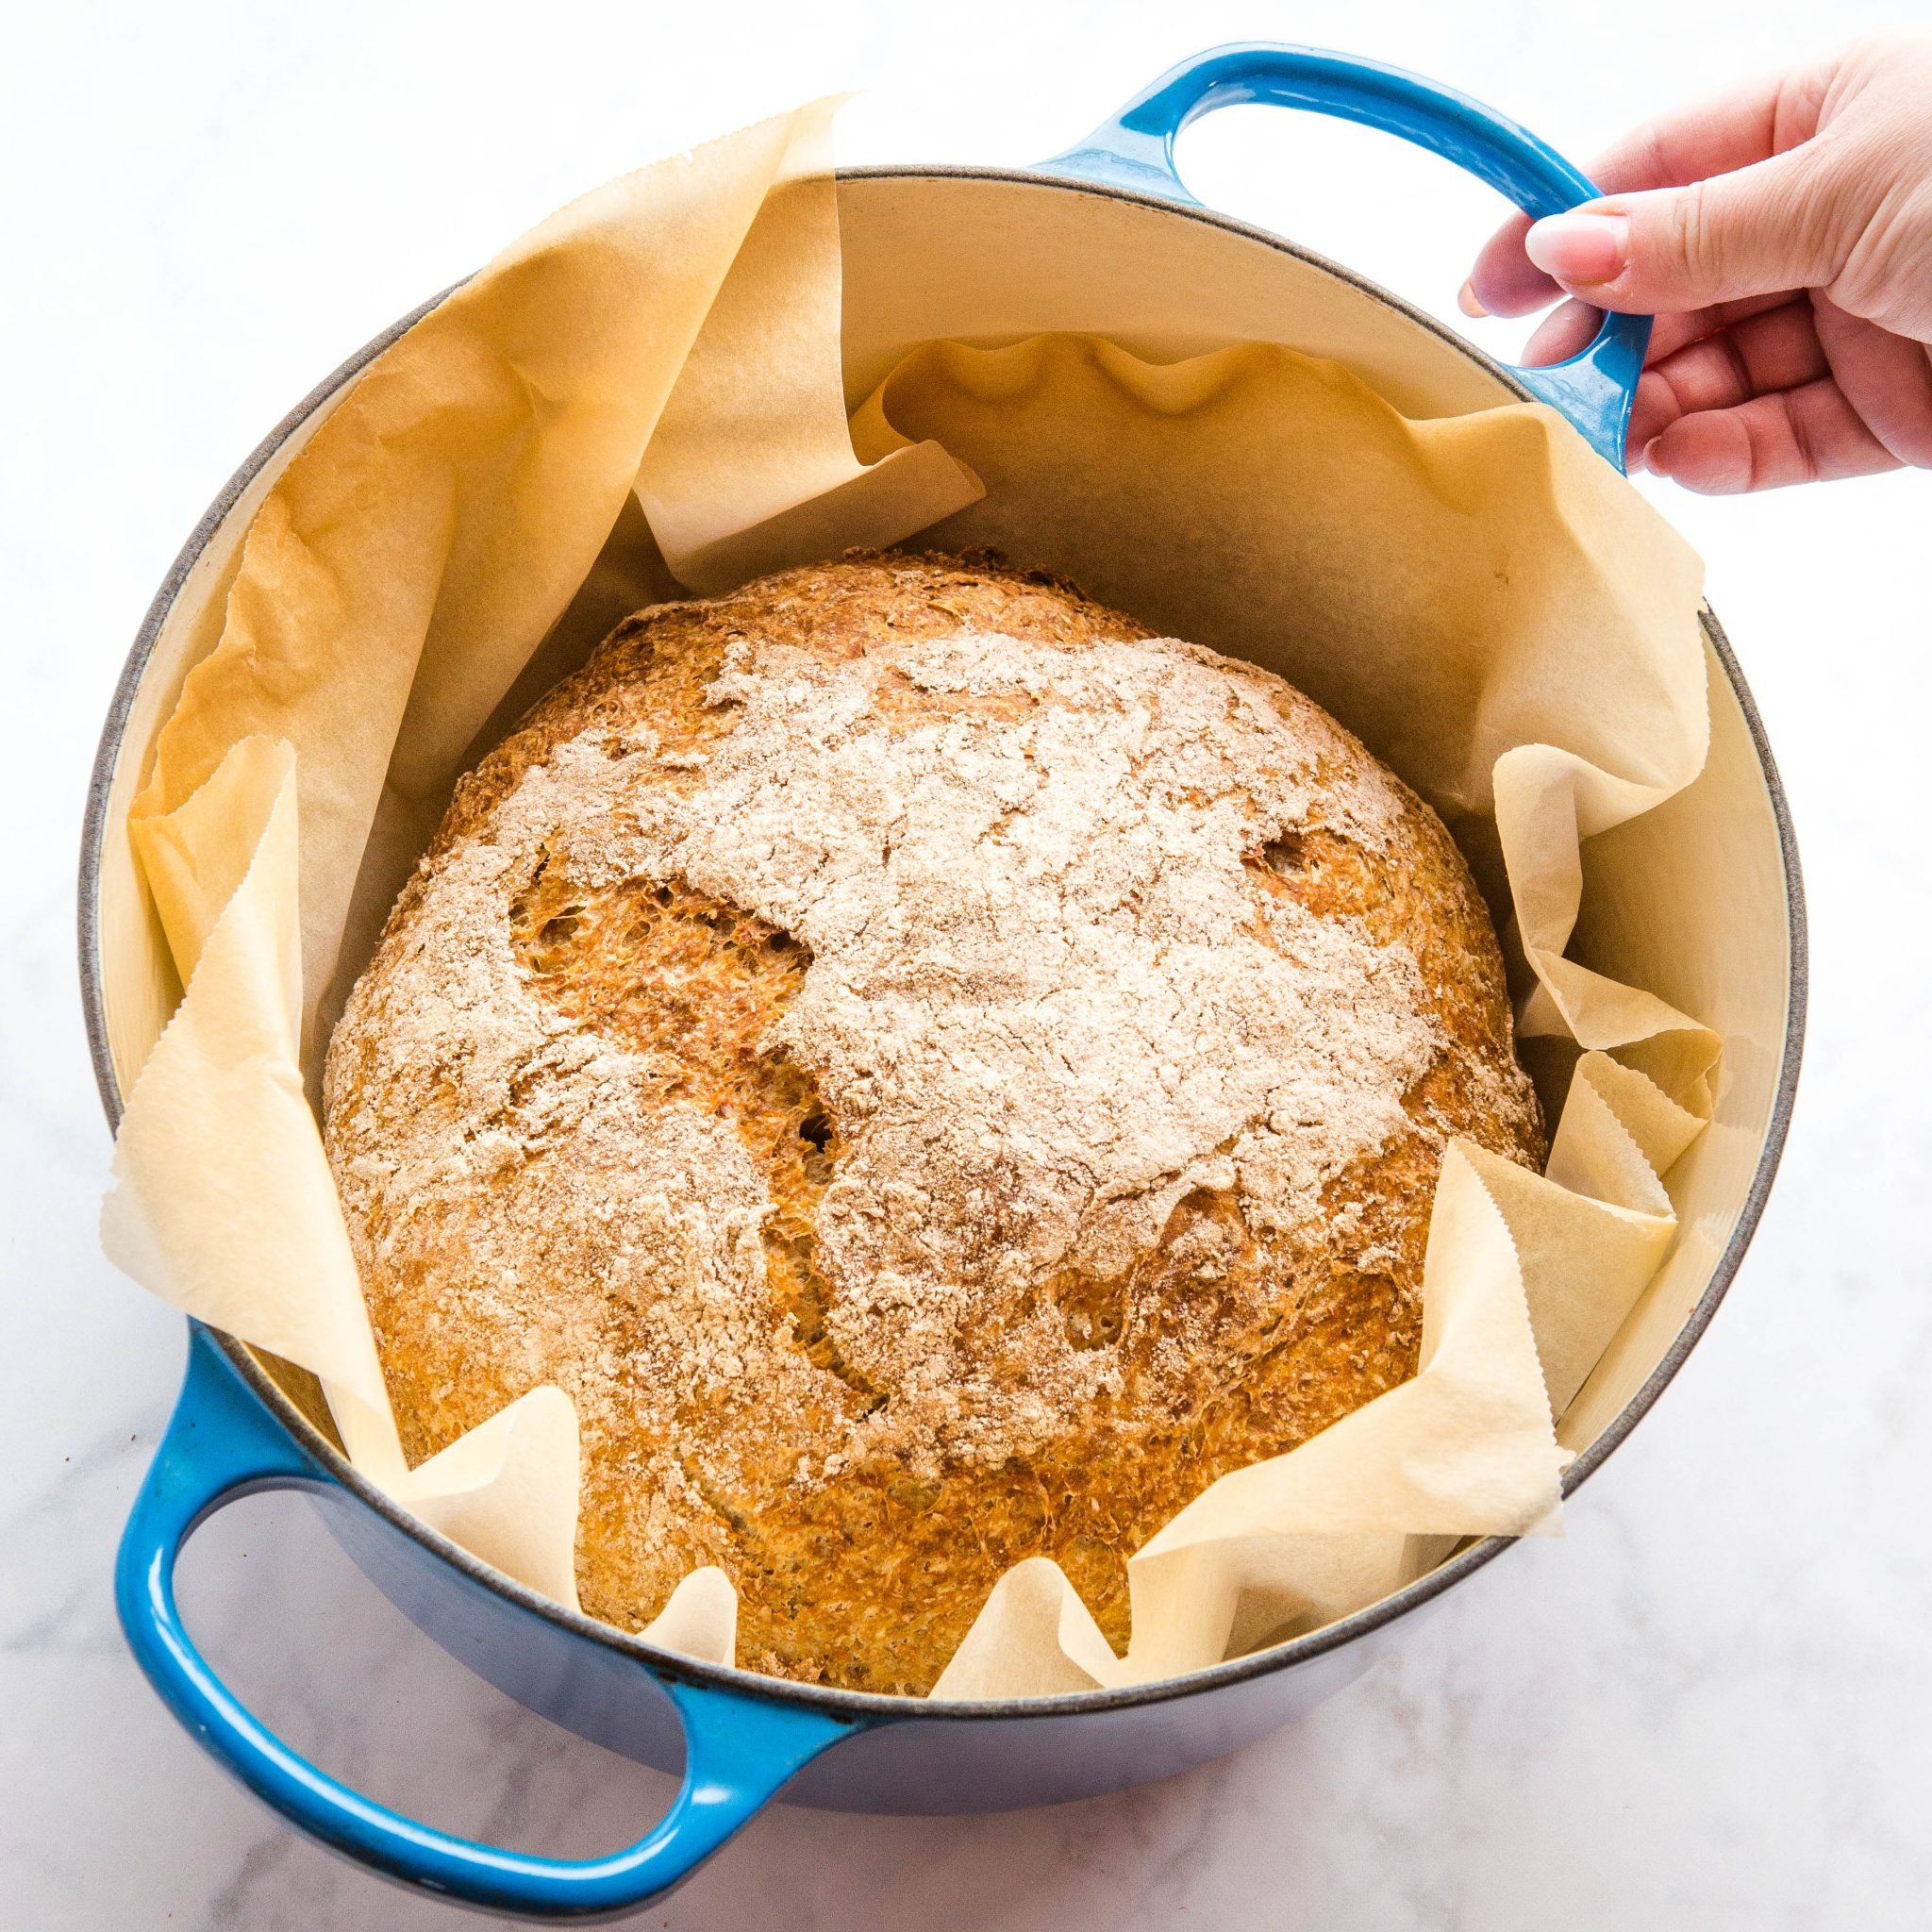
[103,108,1717,1700]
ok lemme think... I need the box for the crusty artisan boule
[323,551,1543,1695]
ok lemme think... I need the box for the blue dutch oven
[80,43,1805,1922]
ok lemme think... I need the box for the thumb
[1524,147,1842,312]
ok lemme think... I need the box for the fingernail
[1642,436,1665,474]
[1457,279,1488,318]
[1524,211,1628,287]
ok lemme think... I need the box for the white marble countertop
[7,2,1931,1925]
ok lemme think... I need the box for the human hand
[1462,36,1932,491]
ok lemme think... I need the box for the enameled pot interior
[83,168,1802,1712]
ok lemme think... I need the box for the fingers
[1512,293,1812,461]
[1465,212,1546,318]
[1520,291,1932,488]
[1518,291,1800,374]
[1464,58,1834,317]
[1630,297,1827,447]
[1645,378,1903,491]
[1641,292,1804,364]
[1522,142,1848,315]
[1520,298,1604,368]
[1809,291,1932,467]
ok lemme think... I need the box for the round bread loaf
[324,551,1542,1695]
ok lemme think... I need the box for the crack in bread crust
[324,551,1544,1694]
[508,868,880,1405]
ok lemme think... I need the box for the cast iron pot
[80,42,1806,1922]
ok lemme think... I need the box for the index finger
[1462,62,1828,317]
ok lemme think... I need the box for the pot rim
[77,163,1807,1726]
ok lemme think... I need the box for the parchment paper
[105,103,974,1627]
[631,100,981,592]
[102,110,1718,1699]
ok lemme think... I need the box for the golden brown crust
[325,551,1542,1694]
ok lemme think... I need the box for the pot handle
[1040,41,1650,468]
[117,1325,858,1920]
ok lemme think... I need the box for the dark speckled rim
[77,166,1807,1726]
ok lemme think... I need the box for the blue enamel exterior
[116,1325,860,1920]
[1041,42,1650,467]
[109,43,1681,1917]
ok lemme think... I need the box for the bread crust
[325,551,1542,1694]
